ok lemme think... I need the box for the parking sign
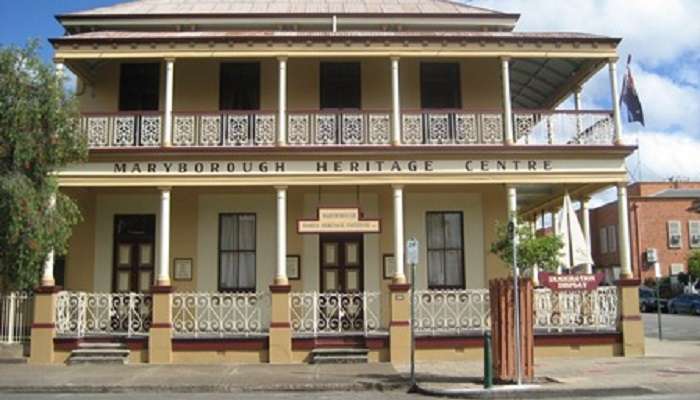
[406,238,419,265]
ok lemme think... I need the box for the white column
[156,187,171,286]
[393,185,406,283]
[617,183,633,278]
[581,197,593,274]
[391,57,401,146]
[506,186,519,278]
[574,86,583,135]
[501,57,514,145]
[278,57,287,147]
[40,193,57,287]
[275,186,288,285]
[163,58,174,147]
[608,60,623,145]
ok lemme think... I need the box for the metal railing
[290,291,384,336]
[534,286,619,333]
[172,112,276,147]
[401,110,505,145]
[55,292,152,337]
[513,110,615,145]
[171,292,269,338]
[287,111,392,146]
[0,292,33,344]
[82,112,163,148]
[413,289,490,336]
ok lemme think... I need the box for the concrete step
[77,342,127,349]
[71,348,130,357]
[68,356,128,365]
[310,347,369,364]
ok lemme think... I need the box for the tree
[490,219,564,275]
[686,250,700,292]
[0,41,87,290]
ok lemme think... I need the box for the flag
[619,55,645,126]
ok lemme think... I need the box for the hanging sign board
[538,272,605,291]
[297,208,380,234]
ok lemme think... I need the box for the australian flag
[619,55,645,126]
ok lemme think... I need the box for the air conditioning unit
[646,248,658,264]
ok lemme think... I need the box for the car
[639,287,668,313]
[667,293,700,315]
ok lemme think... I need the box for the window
[607,225,617,253]
[426,212,464,289]
[320,62,361,109]
[668,221,682,249]
[670,263,685,275]
[119,63,160,111]
[219,214,256,291]
[689,221,700,248]
[219,63,260,110]
[420,62,461,109]
[600,227,608,254]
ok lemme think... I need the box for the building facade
[29,0,643,365]
[591,181,700,283]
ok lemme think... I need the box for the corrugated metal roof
[652,189,700,198]
[65,0,503,16]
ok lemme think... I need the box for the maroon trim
[150,285,174,293]
[620,315,642,321]
[365,337,389,350]
[269,284,291,293]
[172,337,268,351]
[32,323,56,329]
[389,284,410,293]
[151,322,172,328]
[416,335,482,349]
[270,322,291,328]
[291,335,384,350]
[616,279,642,287]
[34,286,63,294]
[390,320,410,327]
[534,332,622,346]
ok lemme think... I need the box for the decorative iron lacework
[173,115,196,146]
[290,292,383,337]
[226,114,250,146]
[401,113,423,144]
[140,115,162,146]
[340,113,365,145]
[55,292,152,337]
[534,287,619,332]
[314,114,338,145]
[287,114,310,145]
[368,114,391,144]
[199,115,222,146]
[480,113,503,144]
[413,289,490,336]
[426,113,451,144]
[84,117,110,148]
[254,114,276,146]
[113,116,136,147]
[172,292,269,337]
[454,113,478,144]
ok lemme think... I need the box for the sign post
[654,261,663,341]
[508,221,523,386]
[406,237,419,390]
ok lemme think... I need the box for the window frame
[219,62,261,111]
[425,211,465,290]
[607,225,617,253]
[689,220,700,248]
[668,220,682,249]
[217,213,257,292]
[118,63,161,112]
[600,226,608,254]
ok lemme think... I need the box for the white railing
[534,286,619,333]
[413,289,490,336]
[401,111,505,145]
[287,111,392,146]
[82,112,163,148]
[513,110,615,145]
[55,292,152,337]
[0,292,33,344]
[172,292,269,338]
[290,291,384,336]
[172,112,276,147]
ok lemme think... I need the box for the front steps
[68,342,130,365]
[310,347,369,364]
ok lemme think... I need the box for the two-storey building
[29,0,642,365]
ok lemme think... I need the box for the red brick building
[590,181,700,282]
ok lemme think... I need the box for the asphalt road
[642,312,700,341]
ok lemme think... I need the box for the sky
[1,0,699,206]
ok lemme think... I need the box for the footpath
[0,338,699,397]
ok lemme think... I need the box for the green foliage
[490,219,564,273]
[0,41,87,290]
[687,250,700,280]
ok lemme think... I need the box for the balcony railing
[81,109,615,149]
[290,291,384,337]
[533,286,619,333]
[413,289,491,336]
[171,292,269,338]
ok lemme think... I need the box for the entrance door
[113,215,156,292]
[319,234,364,333]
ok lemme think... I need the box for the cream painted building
[28,0,644,365]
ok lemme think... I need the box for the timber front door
[319,234,365,332]
[113,215,156,292]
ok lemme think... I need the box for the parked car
[668,293,700,315]
[639,287,668,313]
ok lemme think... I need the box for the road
[642,312,700,341]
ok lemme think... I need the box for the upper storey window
[320,62,361,109]
[420,62,461,109]
[118,63,160,111]
[220,62,260,110]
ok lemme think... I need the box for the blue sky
[2,0,699,204]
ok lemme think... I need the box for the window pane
[238,215,256,250]
[444,213,462,248]
[220,215,237,251]
[445,250,463,287]
[220,252,237,289]
[238,252,256,289]
[427,250,445,287]
[426,213,445,249]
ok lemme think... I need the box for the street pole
[509,221,523,386]
[410,258,416,389]
[654,261,663,341]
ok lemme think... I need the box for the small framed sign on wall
[383,254,395,280]
[173,258,193,281]
[287,255,301,280]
